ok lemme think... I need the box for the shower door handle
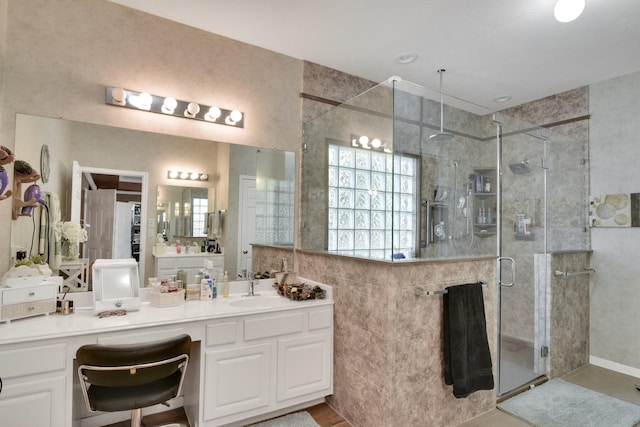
[498,256,515,287]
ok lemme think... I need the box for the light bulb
[139,92,153,109]
[185,102,200,118]
[358,135,370,149]
[168,171,179,179]
[162,97,177,114]
[205,106,221,122]
[230,109,243,122]
[111,88,127,106]
[554,0,585,22]
[190,172,199,180]
[180,171,189,179]
[371,138,382,148]
[199,174,208,181]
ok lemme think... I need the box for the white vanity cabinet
[202,307,333,426]
[0,280,333,427]
[0,341,67,427]
[153,253,224,284]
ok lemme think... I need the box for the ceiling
[84,173,142,203]
[108,0,640,112]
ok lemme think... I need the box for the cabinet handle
[0,376,3,395]
[28,292,35,297]
[28,305,35,311]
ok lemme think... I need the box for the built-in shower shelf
[474,193,496,198]
[474,227,496,238]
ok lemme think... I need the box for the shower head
[429,132,455,142]
[508,159,530,175]
[429,69,455,142]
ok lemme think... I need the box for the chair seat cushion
[87,371,182,412]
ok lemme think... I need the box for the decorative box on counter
[0,276,59,323]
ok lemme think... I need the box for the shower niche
[473,167,497,237]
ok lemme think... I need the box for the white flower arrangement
[58,221,88,243]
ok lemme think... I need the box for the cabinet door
[276,332,332,402]
[0,375,66,427]
[203,343,271,421]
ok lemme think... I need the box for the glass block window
[192,197,208,237]
[255,178,295,245]
[328,144,417,259]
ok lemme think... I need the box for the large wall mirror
[10,113,295,289]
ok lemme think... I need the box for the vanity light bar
[106,87,244,128]
[351,134,392,153]
[167,171,209,181]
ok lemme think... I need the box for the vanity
[153,251,225,284]
[0,279,333,427]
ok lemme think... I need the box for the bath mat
[498,378,640,426]
[247,411,320,427]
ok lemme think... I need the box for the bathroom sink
[229,295,293,308]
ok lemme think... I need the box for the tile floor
[458,365,640,426]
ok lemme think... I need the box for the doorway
[71,161,148,286]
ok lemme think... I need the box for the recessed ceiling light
[493,95,512,103]
[396,53,418,65]
[554,0,585,23]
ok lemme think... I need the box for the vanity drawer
[158,258,177,269]
[206,321,239,347]
[0,299,56,322]
[0,342,66,379]
[308,308,332,330]
[244,312,303,341]
[1,284,55,305]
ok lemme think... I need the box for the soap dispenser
[222,271,229,297]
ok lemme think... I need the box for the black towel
[442,282,494,398]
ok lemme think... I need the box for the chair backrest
[76,334,191,404]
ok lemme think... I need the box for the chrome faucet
[243,272,260,297]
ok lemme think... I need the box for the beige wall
[589,70,640,374]
[0,0,303,275]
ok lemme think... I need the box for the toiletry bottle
[222,271,229,297]
[475,174,483,193]
[211,275,217,299]
[200,275,212,300]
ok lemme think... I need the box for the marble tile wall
[254,244,497,426]
[297,250,497,427]
[548,251,592,378]
[534,250,591,378]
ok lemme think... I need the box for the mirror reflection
[157,185,214,242]
[11,113,295,289]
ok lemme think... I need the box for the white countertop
[0,278,332,346]
[152,251,224,258]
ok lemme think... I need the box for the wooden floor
[103,403,351,427]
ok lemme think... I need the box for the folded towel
[443,282,494,398]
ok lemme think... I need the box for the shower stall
[300,76,589,396]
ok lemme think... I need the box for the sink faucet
[243,272,260,297]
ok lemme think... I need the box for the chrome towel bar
[554,268,595,277]
[414,281,488,296]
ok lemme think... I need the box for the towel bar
[414,281,488,296]
[554,269,595,277]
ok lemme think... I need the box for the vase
[62,240,79,261]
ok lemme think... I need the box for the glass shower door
[497,115,549,395]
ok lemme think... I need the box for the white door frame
[71,161,148,284]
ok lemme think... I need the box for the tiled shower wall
[535,250,592,378]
